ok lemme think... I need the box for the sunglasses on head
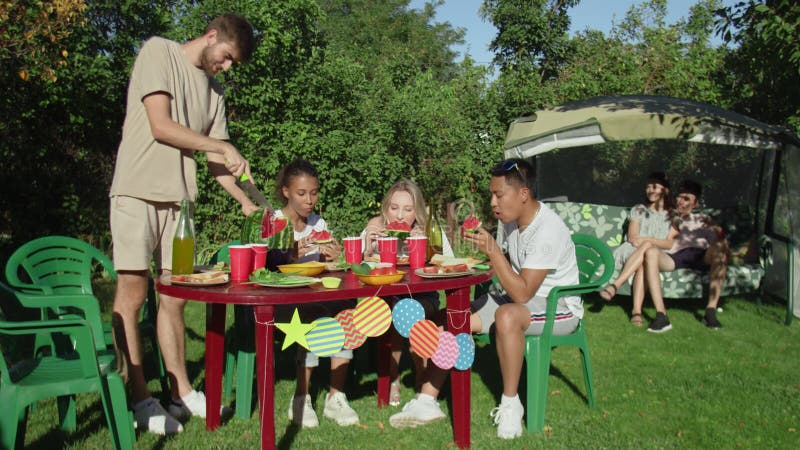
[502,160,522,174]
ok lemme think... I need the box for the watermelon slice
[384,220,411,240]
[261,211,288,238]
[241,209,294,250]
[310,230,333,243]
[462,215,482,234]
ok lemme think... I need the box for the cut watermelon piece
[462,215,481,234]
[241,209,293,249]
[310,230,333,243]
[384,220,411,239]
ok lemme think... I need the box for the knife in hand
[237,174,274,212]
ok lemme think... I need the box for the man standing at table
[109,13,258,435]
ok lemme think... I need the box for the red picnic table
[157,269,493,449]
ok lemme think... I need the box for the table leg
[447,286,471,449]
[254,305,276,450]
[377,331,392,407]
[205,303,226,430]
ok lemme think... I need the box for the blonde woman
[360,179,452,405]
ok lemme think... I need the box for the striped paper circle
[353,296,392,337]
[335,309,368,350]
[306,317,345,357]
[409,319,440,359]
[431,331,458,370]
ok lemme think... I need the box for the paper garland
[353,296,392,337]
[392,298,426,338]
[275,296,477,369]
[335,309,368,350]
[306,317,345,357]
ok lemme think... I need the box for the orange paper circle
[335,309,368,349]
[353,296,392,337]
[409,319,440,359]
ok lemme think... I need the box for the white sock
[180,390,198,403]
[417,393,436,403]
[501,394,520,405]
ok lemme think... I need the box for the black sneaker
[647,312,672,333]
[703,308,722,329]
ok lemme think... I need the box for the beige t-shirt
[110,37,228,202]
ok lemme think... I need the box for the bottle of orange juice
[172,199,195,274]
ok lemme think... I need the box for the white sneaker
[133,397,183,435]
[168,390,207,420]
[389,396,446,428]
[323,392,359,426]
[287,394,319,428]
[490,398,524,439]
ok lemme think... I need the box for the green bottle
[171,199,195,274]
[426,200,443,260]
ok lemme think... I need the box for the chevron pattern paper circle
[306,317,345,357]
[431,331,458,370]
[335,309,367,350]
[454,333,476,370]
[353,296,391,337]
[392,298,425,338]
[409,319,440,359]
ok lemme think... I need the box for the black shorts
[670,247,709,271]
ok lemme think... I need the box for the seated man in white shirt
[389,158,581,440]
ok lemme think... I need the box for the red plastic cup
[250,244,268,272]
[407,236,428,270]
[229,245,253,281]
[378,237,398,267]
[343,237,362,264]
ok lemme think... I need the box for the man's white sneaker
[133,397,183,435]
[168,390,207,420]
[389,396,446,428]
[490,398,524,439]
[287,394,319,428]
[323,392,359,426]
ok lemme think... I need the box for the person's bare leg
[644,247,675,314]
[294,366,313,396]
[328,357,349,396]
[156,290,193,400]
[705,241,729,309]
[389,330,403,383]
[602,242,653,300]
[112,271,150,403]
[631,268,645,315]
[494,304,531,397]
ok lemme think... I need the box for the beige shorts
[110,195,188,272]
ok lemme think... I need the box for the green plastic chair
[4,236,168,394]
[476,233,614,432]
[0,285,134,449]
[209,240,257,419]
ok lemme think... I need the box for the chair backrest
[5,236,116,295]
[209,239,241,265]
[572,233,614,287]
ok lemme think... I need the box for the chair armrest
[13,292,106,351]
[6,282,53,295]
[0,318,101,377]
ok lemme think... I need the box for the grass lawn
[13,293,800,449]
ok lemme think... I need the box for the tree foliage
[1,0,797,261]
[716,0,800,131]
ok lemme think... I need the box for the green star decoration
[275,308,316,350]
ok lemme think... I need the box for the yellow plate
[356,271,406,286]
[277,262,326,276]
